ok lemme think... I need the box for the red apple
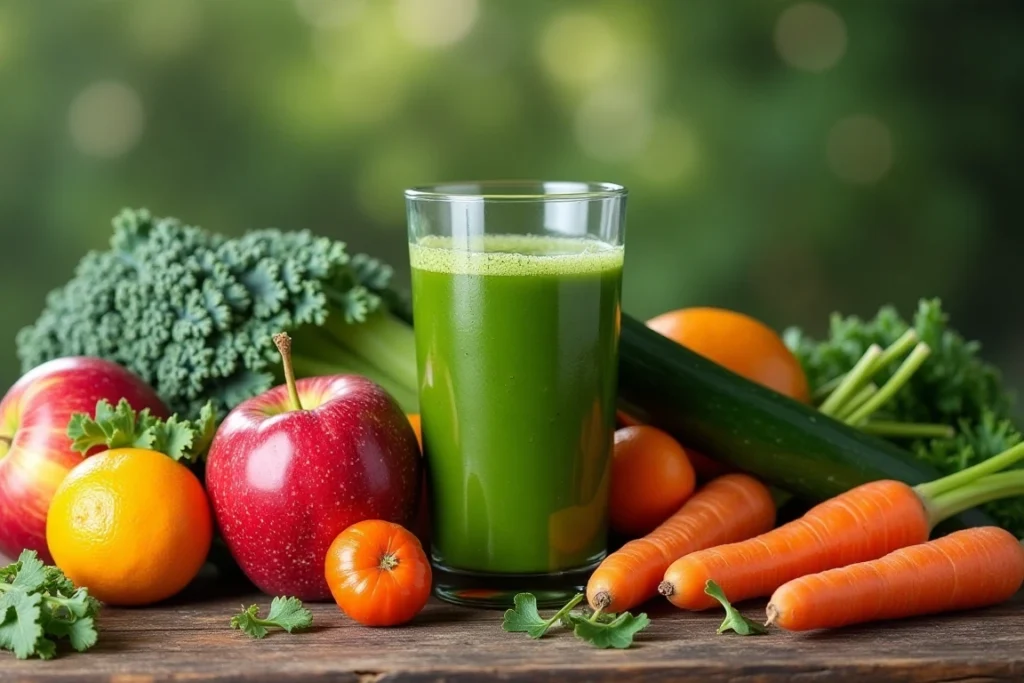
[205,336,421,601]
[0,357,168,562]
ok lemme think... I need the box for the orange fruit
[646,307,810,403]
[46,448,212,606]
[609,426,696,537]
[406,413,422,450]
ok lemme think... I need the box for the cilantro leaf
[0,590,44,659]
[502,593,583,639]
[230,597,312,639]
[704,580,768,636]
[0,552,101,659]
[11,551,46,592]
[502,593,549,638]
[503,593,649,648]
[265,596,314,633]
[66,398,217,463]
[569,611,650,649]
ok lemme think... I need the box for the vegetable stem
[322,310,419,399]
[845,343,931,425]
[273,333,304,412]
[916,441,1024,501]
[835,383,878,422]
[812,330,919,401]
[859,421,956,439]
[548,594,585,629]
[819,345,883,416]
[926,471,1024,527]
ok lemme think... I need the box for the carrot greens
[786,298,1024,536]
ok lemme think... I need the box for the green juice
[410,235,623,575]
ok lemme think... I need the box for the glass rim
[404,180,627,203]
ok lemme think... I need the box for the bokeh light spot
[127,0,202,58]
[574,85,652,162]
[827,115,893,184]
[393,0,478,48]
[775,2,847,73]
[68,81,145,159]
[540,11,620,86]
[295,0,366,28]
[633,118,700,188]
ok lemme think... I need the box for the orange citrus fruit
[646,307,811,402]
[46,448,212,606]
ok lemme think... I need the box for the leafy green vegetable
[785,299,1011,423]
[567,611,651,649]
[67,398,217,463]
[502,593,649,648]
[502,593,583,639]
[230,597,313,639]
[18,208,419,419]
[785,298,1024,536]
[0,550,101,659]
[703,580,768,636]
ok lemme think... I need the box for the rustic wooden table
[3,581,1023,683]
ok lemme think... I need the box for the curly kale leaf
[17,208,401,419]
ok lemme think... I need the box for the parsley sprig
[502,593,650,649]
[0,550,101,659]
[230,597,313,639]
[67,398,216,463]
[704,580,768,636]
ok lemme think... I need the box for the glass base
[432,554,605,609]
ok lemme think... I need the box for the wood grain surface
[2,581,1022,683]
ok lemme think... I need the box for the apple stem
[273,332,305,412]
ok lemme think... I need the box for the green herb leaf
[569,611,650,649]
[10,551,46,593]
[66,398,217,463]
[0,590,44,659]
[502,593,574,639]
[704,580,768,636]
[503,594,648,648]
[230,597,312,639]
[0,551,99,659]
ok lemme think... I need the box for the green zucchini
[617,314,993,530]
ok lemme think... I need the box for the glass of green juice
[405,181,626,608]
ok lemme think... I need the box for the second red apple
[205,335,421,601]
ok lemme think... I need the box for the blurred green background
[1,0,1022,403]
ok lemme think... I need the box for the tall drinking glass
[405,181,626,607]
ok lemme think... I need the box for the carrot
[767,527,1024,631]
[587,473,775,614]
[659,441,1024,611]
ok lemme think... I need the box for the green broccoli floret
[17,208,418,418]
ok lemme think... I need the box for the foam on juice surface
[409,234,623,277]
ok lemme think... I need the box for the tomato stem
[379,552,399,572]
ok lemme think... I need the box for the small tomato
[325,520,432,627]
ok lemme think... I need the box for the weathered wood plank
[2,589,1023,683]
